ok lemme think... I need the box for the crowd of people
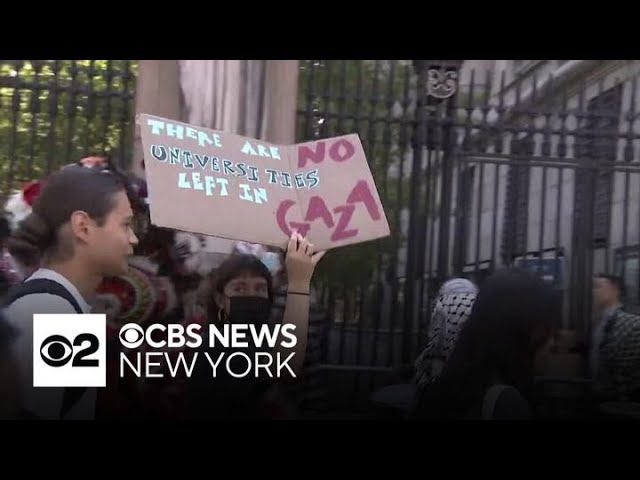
[1,155,639,420]
[409,270,640,419]
[0,156,328,420]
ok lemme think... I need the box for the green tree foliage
[296,60,417,316]
[0,60,138,198]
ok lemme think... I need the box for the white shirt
[3,268,97,420]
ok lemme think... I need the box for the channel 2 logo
[33,314,106,387]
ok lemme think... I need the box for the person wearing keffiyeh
[414,278,478,387]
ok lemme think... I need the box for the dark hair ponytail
[7,212,51,268]
[8,165,128,267]
[0,215,9,242]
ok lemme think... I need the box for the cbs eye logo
[40,333,100,368]
[119,323,145,349]
[33,314,106,388]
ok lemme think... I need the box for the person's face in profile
[593,277,619,312]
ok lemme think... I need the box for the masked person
[185,232,324,419]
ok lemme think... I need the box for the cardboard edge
[138,113,364,148]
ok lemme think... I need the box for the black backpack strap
[3,278,87,419]
[2,278,83,314]
[0,310,17,352]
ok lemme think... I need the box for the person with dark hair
[186,232,325,419]
[590,274,640,402]
[3,178,49,280]
[2,164,139,420]
[593,274,625,311]
[410,268,558,420]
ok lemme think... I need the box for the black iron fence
[297,60,640,411]
[0,60,137,200]
[2,59,638,414]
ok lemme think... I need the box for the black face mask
[228,296,272,326]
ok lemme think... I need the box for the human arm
[276,232,325,379]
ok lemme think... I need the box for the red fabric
[22,180,45,207]
[79,155,109,168]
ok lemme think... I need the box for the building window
[513,248,566,290]
[574,84,623,244]
[501,134,534,263]
[453,165,475,272]
[462,260,493,288]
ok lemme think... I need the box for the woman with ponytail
[2,163,139,420]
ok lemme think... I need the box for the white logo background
[33,314,106,387]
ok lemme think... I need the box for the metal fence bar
[388,64,412,367]
[0,60,137,199]
[402,61,428,365]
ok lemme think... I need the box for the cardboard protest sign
[137,113,390,251]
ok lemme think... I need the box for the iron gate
[297,60,640,411]
[2,59,638,413]
[0,60,137,200]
